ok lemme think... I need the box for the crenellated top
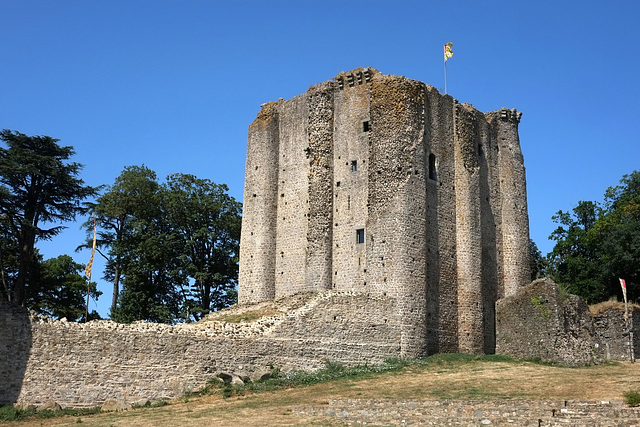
[499,107,523,124]
[334,67,378,90]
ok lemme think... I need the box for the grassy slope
[3,355,640,427]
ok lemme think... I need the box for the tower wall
[495,109,531,297]
[306,83,335,292]
[238,68,530,356]
[368,75,428,358]
[453,103,484,354]
[274,95,310,299]
[238,103,280,304]
[424,88,458,354]
[332,75,371,292]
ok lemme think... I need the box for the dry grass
[5,358,640,427]
[589,299,640,315]
[199,292,317,323]
[206,306,281,323]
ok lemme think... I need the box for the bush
[624,390,640,407]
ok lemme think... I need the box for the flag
[620,278,629,324]
[85,218,97,278]
[444,42,453,61]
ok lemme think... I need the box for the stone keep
[239,68,530,355]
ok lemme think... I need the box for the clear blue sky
[2,1,638,318]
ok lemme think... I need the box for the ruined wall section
[423,87,458,354]
[492,108,530,296]
[238,102,280,304]
[274,95,311,298]
[1,294,404,408]
[332,71,372,292]
[368,75,428,358]
[306,83,335,292]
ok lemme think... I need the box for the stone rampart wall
[0,292,402,408]
[496,278,637,365]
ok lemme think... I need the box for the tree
[80,165,160,313]
[0,130,98,306]
[548,171,640,303]
[529,238,546,281]
[27,254,101,321]
[87,166,241,323]
[164,173,241,320]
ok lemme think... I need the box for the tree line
[531,170,640,304]
[0,130,240,323]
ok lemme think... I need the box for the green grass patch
[624,390,640,407]
[198,354,520,399]
[0,405,102,422]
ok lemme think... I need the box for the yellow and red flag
[85,218,97,278]
[444,42,453,61]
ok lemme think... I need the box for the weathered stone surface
[496,278,602,366]
[250,369,272,382]
[37,399,61,411]
[592,304,639,362]
[101,398,130,412]
[294,399,640,426]
[0,292,404,408]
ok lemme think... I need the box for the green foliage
[0,405,101,422]
[200,355,515,400]
[0,130,98,307]
[28,255,101,321]
[80,165,161,314]
[529,239,546,281]
[88,166,241,323]
[548,171,640,304]
[624,390,640,407]
[530,295,550,319]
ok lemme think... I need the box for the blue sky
[2,1,638,317]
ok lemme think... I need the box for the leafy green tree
[548,171,640,303]
[88,166,241,323]
[27,254,101,321]
[0,130,98,306]
[164,173,241,320]
[80,165,160,313]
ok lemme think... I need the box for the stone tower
[238,68,530,355]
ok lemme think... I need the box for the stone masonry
[239,68,531,356]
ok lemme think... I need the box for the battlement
[334,67,377,90]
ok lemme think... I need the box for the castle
[239,67,531,356]
[4,69,636,410]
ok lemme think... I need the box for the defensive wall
[2,284,637,408]
[1,293,406,408]
[239,68,531,356]
[497,278,638,366]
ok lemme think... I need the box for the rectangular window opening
[351,160,358,172]
[356,228,365,244]
[362,120,370,132]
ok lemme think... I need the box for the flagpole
[444,59,447,95]
[85,217,97,322]
[85,269,91,322]
[620,278,635,363]
[443,42,453,95]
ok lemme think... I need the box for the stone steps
[294,399,640,426]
